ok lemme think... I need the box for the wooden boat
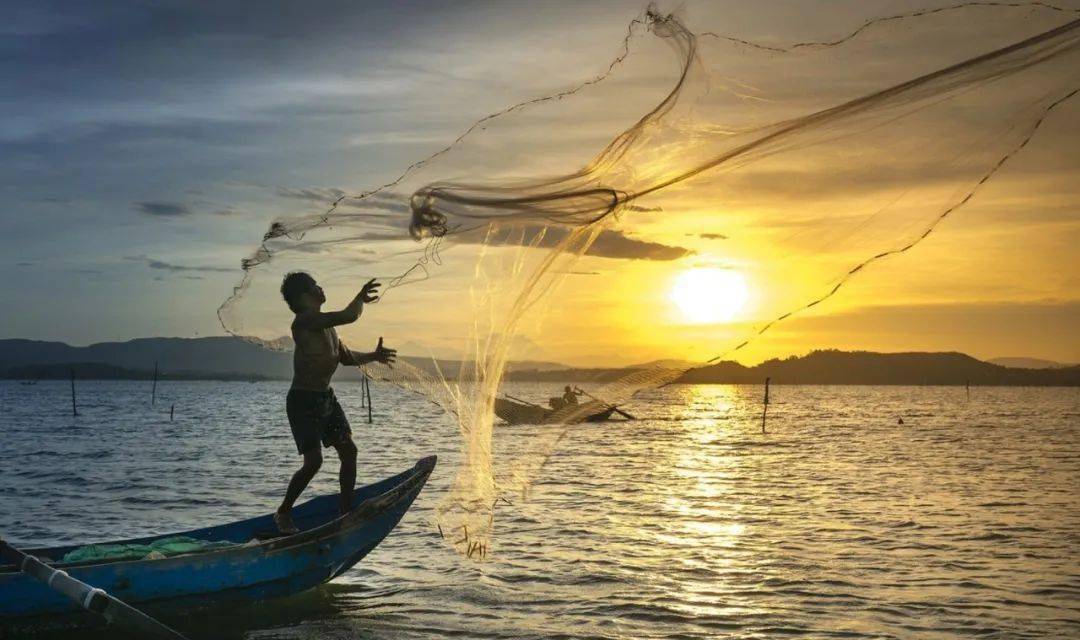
[0,456,436,631]
[493,397,617,425]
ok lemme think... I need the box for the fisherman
[547,385,582,410]
[274,272,397,534]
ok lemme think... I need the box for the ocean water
[1,380,1078,639]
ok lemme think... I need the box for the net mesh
[218,2,1080,555]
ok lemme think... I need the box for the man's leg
[278,448,323,515]
[332,435,358,514]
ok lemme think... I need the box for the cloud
[275,187,347,203]
[698,233,728,240]
[276,186,410,216]
[133,199,242,218]
[347,191,409,214]
[124,255,232,273]
[454,224,692,261]
[134,201,191,217]
[588,229,691,261]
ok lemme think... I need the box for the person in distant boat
[549,385,583,410]
[274,272,397,535]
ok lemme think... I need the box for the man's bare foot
[274,510,299,535]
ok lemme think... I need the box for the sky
[1,0,1077,365]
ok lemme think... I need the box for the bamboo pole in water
[69,367,77,417]
[365,375,373,424]
[761,377,770,434]
[152,361,158,405]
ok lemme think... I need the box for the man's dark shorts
[286,388,352,455]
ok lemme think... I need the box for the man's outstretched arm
[294,279,381,331]
[340,337,397,367]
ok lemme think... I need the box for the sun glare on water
[671,267,749,324]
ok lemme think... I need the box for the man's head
[281,271,325,313]
[564,385,572,393]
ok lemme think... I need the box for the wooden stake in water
[761,377,770,434]
[966,379,970,401]
[170,404,175,421]
[70,367,78,417]
[151,361,158,405]
[365,375,373,424]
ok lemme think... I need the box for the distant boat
[494,397,618,425]
[18,381,37,386]
[0,456,435,631]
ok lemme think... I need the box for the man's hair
[281,271,315,313]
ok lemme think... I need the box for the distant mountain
[675,350,1079,386]
[630,358,701,370]
[2,340,1076,386]
[0,337,565,382]
[504,366,643,383]
[986,357,1074,369]
[3,362,276,381]
[503,359,696,383]
[6,362,150,380]
[0,337,294,379]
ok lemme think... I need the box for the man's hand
[373,337,397,366]
[359,278,381,304]
[295,278,381,331]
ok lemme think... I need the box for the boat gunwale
[0,456,436,576]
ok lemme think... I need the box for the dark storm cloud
[134,201,192,217]
[124,255,232,273]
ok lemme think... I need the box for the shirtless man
[274,272,396,534]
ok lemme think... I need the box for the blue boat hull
[0,456,436,629]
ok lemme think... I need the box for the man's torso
[291,325,340,391]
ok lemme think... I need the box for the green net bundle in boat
[61,536,235,564]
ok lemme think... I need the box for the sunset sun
[670,267,749,324]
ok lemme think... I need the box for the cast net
[218,2,1080,555]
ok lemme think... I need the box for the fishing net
[60,536,235,564]
[218,2,1080,555]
